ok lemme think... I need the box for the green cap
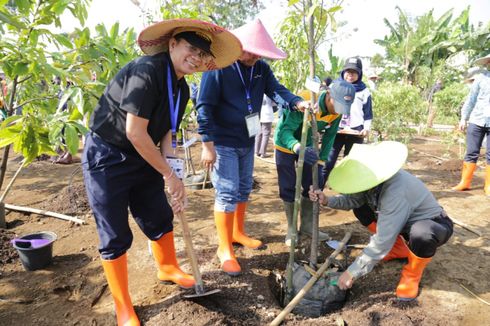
[328,141,408,194]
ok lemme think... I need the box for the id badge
[166,157,185,180]
[245,113,260,138]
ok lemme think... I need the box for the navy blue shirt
[90,52,189,154]
[196,60,301,147]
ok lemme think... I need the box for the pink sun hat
[231,19,287,60]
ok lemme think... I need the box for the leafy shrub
[371,82,426,143]
[433,82,469,125]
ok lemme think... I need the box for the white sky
[62,0,490,62]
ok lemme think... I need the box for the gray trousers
[254,122,272,156]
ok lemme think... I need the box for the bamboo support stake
[286,108,310,302]
[271,232,352,326]
[4,204,85,225]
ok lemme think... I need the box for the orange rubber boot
[215,210,241,276]
[451,161,477,191]
[485,165,490,196]
[232,202,262,249]
[101,254,140,326]
[150,231,195,289]
[365,222,409,261]
[366,222,377,233]
[396,249,432,301]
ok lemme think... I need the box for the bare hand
[170,197,185,214]
[201,142,216,171]
[308,185,326,205]
[360,129,369,138]
[457,121,466,132]
[338,270,354,290]
[294,100,310,112]
[166,175,185,203]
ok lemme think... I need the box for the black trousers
[353,204,453,258]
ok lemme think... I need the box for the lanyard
[235,62,254,114]
[167,64,181,148]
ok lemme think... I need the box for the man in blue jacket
[196,19,309,276]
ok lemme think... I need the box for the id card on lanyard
[235,62,260,138]
[167,64,181,149]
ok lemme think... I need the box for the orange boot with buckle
[101,254,140,326]
[150,231,195,289]
[232,202,262,249]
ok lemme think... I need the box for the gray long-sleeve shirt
[326,169,442,279]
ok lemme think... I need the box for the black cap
[343,57,363,75]
[174,31,215,58]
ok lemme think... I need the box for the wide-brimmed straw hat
[328,141,408,194]
[137,18,242,71]
[473,53,490,66]
[231,19,287,60]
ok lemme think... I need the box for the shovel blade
[183,288,221,299]
[326,240,340,250]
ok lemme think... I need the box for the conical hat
[138,18,242,71]
[231,19,287,60]
[328,141,408,194]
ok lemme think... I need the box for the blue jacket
[197,60,302,147]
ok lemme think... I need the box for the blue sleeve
[196,70,221,142]
[363,94,373,120]
[262,62,302,110]
[461,79,480,121]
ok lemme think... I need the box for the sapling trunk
[309,109,320,268]
[286,108,311,303]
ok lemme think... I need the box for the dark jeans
[323,133,364,186]
[275,149,324,202]
[464,123,490,163]
[353,204,453,258]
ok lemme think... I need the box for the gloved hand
[294,145,319,165]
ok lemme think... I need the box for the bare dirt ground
[1,135,489,326]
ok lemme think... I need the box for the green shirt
[274,91,341,164]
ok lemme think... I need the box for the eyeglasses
[184,43,212,62]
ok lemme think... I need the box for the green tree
[272,0,342,92]
[0,0,138,193]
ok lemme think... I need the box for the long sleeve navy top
[196,60,302,147]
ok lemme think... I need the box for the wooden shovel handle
[177,212,204,292]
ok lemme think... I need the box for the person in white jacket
[323,57,373,186]
[254,94,276,157]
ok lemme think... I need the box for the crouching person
[309,141,453,300]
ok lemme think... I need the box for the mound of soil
[0,229,19,265]
[38,181,91,216]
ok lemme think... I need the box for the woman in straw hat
[196,19,310,277]
[451,53,490,195]
[309,141,453,301]
[82,19,241,326]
